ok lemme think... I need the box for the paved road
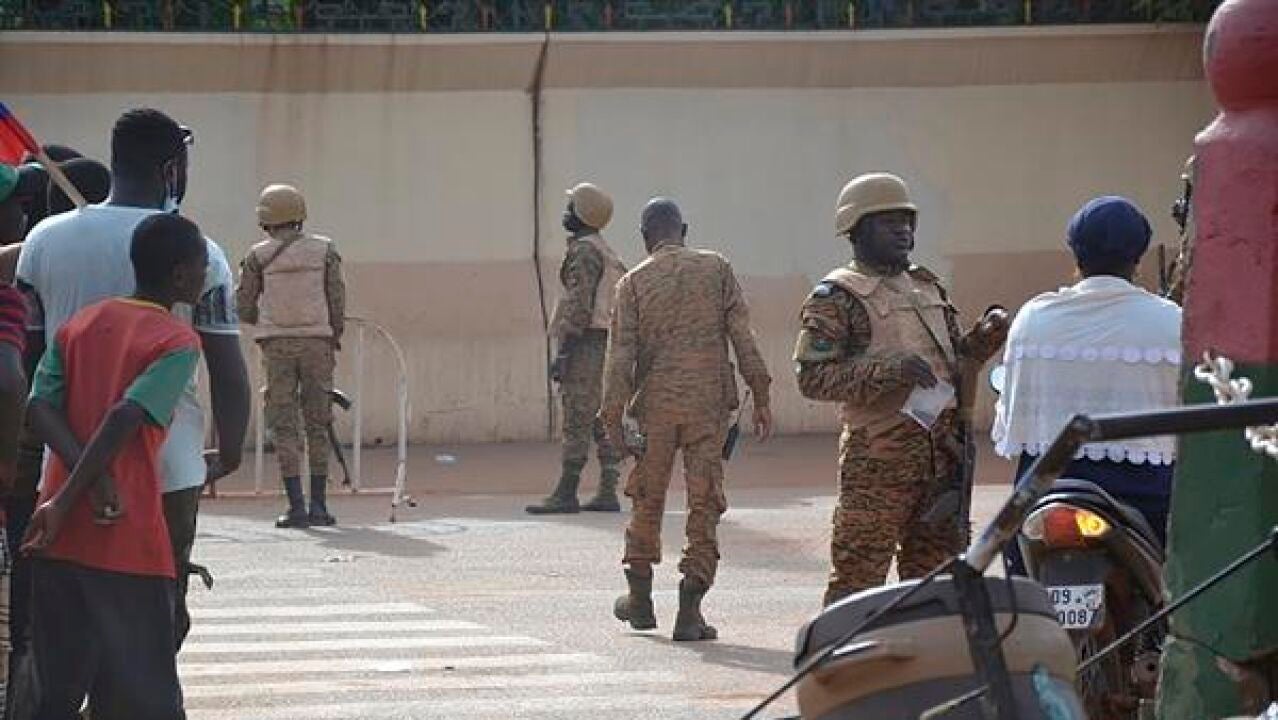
[180,484,1012,719]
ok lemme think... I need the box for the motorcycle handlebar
[964,399,1278,572]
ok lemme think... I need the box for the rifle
[549,334,579,383]
[722,390,751,461]
[920,359,976,537]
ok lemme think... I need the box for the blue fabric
[1066,195,1152,267]
[1004,453,1172,575]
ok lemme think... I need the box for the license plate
[1048,584,1104,629]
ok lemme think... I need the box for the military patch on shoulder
[793,331,841,363]
[811,282,835,298]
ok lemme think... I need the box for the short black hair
[131,214,205,290]
[20,144,82,165]
[48,158,111,215]
[112,109,185,179]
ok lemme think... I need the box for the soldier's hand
[900,354,939,389]
[549,356,566,384]
[752,405,774,442]
[977,307,1011,346]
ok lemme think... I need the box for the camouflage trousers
[623,415,728,586]
[825,416,965,606]
[261,337,335,478]
[560,331,619,469]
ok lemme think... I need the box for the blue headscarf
[1066,196,1152,268]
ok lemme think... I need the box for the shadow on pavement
[302,525,448,559]
[641,636,794,676]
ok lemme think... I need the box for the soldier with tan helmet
[236,184,346,528]
[527,182,628,515]
[794,173,1007,606]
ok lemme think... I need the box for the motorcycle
[991,365,1167,719]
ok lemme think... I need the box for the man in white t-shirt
[16,109,251,651]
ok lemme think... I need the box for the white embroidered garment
[993,276,1183,465]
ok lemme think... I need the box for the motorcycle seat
[1039,478,1163,554]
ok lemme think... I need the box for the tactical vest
[551,233,627,336]
[251,233,334,340]
[583,234,627,330]
[824,264,958,432]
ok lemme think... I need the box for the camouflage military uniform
[795,261,1000,606]
[236,231,345,480]
[554,236,625,479]
[601,245,771,587]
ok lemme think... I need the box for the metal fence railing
[247,316,413,520]
[0,1,1219,33]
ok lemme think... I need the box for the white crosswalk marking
[187,619,482,636]
[181,591,696,718]
[190,602,432,619]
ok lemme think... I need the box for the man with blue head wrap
[994,195,1183,574]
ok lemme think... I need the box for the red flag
[0,103,41,165]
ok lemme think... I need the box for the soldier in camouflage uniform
[236,184,346,528]
[603,198,773,642]
[794,174,1007,606]
[528,183,628,514]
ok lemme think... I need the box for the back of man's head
[112,109,184,180]
[640,197,685,247]
[131,213,204,290]
[20,144,82,165]
[48,158,111,215]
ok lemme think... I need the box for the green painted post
[1157,1,1278,718]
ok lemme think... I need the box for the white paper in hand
[902,379,955,430]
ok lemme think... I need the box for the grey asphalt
[181,476,1012,719]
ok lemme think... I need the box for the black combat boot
[672,577,718,642]
[308,475,337,526]
[525,461,583,514]
[275,477,309,528]
[613,567,657,631]
[582,465,621,512]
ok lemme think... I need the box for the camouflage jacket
[601,245,771,426]
[793,262,1001,430]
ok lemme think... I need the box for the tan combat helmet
[566,182,613,231]
[835,173,917,236]
[257,184,307,227]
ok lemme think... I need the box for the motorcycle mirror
[989,365,1006,395]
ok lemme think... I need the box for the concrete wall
[0,26,1213,443]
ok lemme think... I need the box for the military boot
[525,461,583,514]
[672,577,718,642]
[308,475,337,526]
[582,465,621,512]
[612,568,657,631]
[275,477,309,528]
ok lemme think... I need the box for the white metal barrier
[250,316,414,520]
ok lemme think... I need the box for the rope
[1193,351,1278,459]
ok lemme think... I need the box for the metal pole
[352,322,365,492]
[952,562,1018,720]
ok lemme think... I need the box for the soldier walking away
[236,184,346,529]
[527,183,628,515]
[602,198,773,642]
[793,173,1007,607]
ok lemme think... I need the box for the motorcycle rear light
[1022,503,1111,548]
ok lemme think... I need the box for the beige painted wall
[0,27,1213,443]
